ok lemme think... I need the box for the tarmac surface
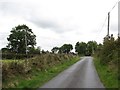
[40,56,105,88]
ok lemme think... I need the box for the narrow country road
[40,56,105,88]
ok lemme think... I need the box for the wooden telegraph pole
[107,12,110,37]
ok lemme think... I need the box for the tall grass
[94,57,118,88]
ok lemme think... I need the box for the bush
[99,35,118,65]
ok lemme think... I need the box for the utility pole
[24,30,28,71]
[24,29,28,72]
[25,29,27,55]
[107,12,110,37]
[118,1,120,38]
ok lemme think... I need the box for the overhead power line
[100,16,107,34]
[109,0,119,12]
[96,15,107,41]
[96,0,119,42]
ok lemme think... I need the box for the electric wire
[109,0,119,13]
[96,15,107,42]
[96,0,119,43]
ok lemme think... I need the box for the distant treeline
[1,40,101,59]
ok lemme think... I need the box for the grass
[3,56,80,89]
[93,57,118,88]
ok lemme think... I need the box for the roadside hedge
[2,53,76,85]
[2,53,35,59]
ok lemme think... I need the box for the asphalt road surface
[40,56,105,88]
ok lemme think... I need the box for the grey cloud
[0,2,34,18]
[28,18,59,29]
[27,17,74,34]
[0,2,21,15]
[0,2,66,33]
[0,1,75,34]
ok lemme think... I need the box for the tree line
[2,24,113,59]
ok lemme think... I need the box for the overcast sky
[0,0,118,51]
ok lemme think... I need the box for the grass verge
[3,56,80,89]
[93,57,118,88]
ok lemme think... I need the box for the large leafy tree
[75,42,87,55]
[75,41,98,55]
[59,44,73,54]
[7,24,36,54]
[86,41,98,55]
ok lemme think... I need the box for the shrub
[99,35,118,65]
